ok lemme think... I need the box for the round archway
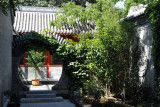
[12,32,70,94]
[18,50,64,90]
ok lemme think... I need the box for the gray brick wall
[0,11,13,107]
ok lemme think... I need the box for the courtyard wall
[127,5,154,91]
[0,11,13,107]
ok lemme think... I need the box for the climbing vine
[24,32,60,54]
[146,0,160,97]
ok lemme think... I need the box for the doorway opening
[18,50,63,91]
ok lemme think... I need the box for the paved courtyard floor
[27,85,53,90]
[19,85,76,107]
[20,100,76,107]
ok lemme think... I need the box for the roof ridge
[17,6,60,13]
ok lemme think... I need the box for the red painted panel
[44,51,50,65]
[49,55,52,65]
[47,51,50,65]
[55,33,80,42]
[19,50,63,78]
[47,65,49,78]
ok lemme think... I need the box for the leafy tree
[0,0,18,15]
[18,0,97,7]
[51,0,133,100]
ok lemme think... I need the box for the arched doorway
[12,32,69,94]
[18,50,63,90]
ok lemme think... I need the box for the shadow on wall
[18,65,63,90]
[135,23,154,99]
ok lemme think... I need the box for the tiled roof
[13,6,96,34]
[126,4,147,20]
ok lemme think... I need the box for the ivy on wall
[146,0,160,97]
[24,32,60,54]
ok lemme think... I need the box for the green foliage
[146,0,160,97]
[51,0,134,100]
[26,50,45,66]
[103,101,132,107]
[25,31,60,54]
[51,1,123,27]
[18,0,57,7]
[20,31,62,80]
[3,90,22,106]
[18,0,96,7]
[26,50,45,79]
[88,86,105,101]
[0,0,18,15]
[14,0,144,102]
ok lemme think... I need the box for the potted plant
[26,50,45,86]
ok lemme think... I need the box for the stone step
[27,90,55,94]
[26,93,56,98]
[21,97,63,103]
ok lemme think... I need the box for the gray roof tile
[14,6,96,34]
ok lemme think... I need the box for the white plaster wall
[0,11,12,106]
[49,67,62,81]
[19,66,62,81]
[19,67,47,81]
[135,23,154,88]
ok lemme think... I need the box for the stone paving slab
[26,93,56,98]
[27,85,53,90]
[21,97,63,103]
[27,90,55,94]
[20,100,76,107]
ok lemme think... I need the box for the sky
[115,0,125,8]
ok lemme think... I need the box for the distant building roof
[13,6,95,35]
[126,4,147,20]
[16,6,60,13]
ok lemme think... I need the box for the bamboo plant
[26,50,45,80]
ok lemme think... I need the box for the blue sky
[115,0,125,8]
